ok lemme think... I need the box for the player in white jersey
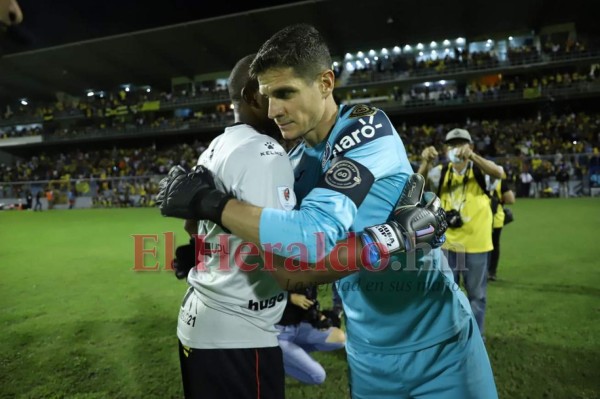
[175,54,294,399]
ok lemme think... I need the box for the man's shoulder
[204,124,286,163]
[337,104,391,127]
[234,133,287,161]
[217,124,263,146]
[329,104,397,158]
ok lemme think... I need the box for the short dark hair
[250,24,332,83]
[228,53,258,103]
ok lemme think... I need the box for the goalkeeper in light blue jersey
[158,24,497,399]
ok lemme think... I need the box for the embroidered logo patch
[349,104,377,118]
[324,160,362,189]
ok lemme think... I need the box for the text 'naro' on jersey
[321,104,395,169]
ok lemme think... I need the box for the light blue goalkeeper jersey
[259,104,471,353]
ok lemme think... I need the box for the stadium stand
[2,12,600,209]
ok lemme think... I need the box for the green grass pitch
[1,198,599,398]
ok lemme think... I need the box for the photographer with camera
[276,285,346,385]
[418,128,504,336]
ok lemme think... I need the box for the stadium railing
[2,154,598,210]
[0,175,163,210]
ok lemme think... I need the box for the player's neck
[303,99,339,147]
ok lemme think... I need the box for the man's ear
[319,69,335,98]
[241,86,257,107]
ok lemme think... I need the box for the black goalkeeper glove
[360,173,447,262]
[155,165,232,225]
[172,238,197,280]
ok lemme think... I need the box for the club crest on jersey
[349,104,377,118]
[277,186,296,211]
[324,160,362,189]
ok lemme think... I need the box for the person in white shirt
[175,54,295,399]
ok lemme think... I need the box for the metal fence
[0,175,164,210]
[1,153,599,210]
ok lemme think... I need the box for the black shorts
[178,340,285,399]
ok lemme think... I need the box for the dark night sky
[7,0,600,54]
[8,0,295,52]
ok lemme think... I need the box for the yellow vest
[492,183,505,229]
[439,164,493,253]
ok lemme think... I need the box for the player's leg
[279,333,327,385]
[346,347,408,399]
[294,321,345,353]
[462,252,489,335]
[178,340,193,398]
[445,249,463,287]
[178,344,284,399]
[488,227,502,280]
[409,318,498,399]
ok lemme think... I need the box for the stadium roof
[1,0,598,102]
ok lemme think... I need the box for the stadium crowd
[1,83,229,124]
[3,64,599,142]
[2,112,598,181]
[2,110,599,206]
[343,63,600,106]
[2,36,598,142]
[346,38,596,85]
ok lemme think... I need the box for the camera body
[300,287,341,329]
[445,209,463,228]
[304,299,321,324]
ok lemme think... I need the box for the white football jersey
[177,123,296,349]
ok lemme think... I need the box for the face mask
[448,147,462,163]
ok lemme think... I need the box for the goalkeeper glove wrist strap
[361,223,407,266]
[359,232,381,266]
[194,189,233,227]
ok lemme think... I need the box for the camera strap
[444,162,471,211]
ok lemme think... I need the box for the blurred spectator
[518,166,534,197]
[45,188,54,209]
[556,163,570,197]
[34,190,42,211]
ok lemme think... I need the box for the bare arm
[221,198,365,286]
[265,235,366,290]
[457,144,504,179]
[470,153,504,179]
[417,146,438,178]
[221,199,361,286]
